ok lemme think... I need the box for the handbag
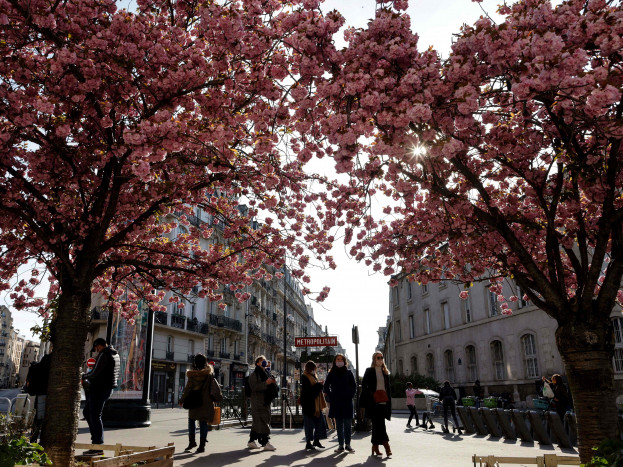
[543,382,555,399]
[183,378,208,409]
[211,406,221,425]
[373,389,389,403]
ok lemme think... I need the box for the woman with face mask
[247,355,277,451]
[323,354,357,453]
[300,360,327,450]
[360,352,392,457]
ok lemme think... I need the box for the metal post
[142,308,155,404]
[245,285,249,365]
[282,271,287,429]
[353,325,364,430]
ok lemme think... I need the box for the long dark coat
[300,372,324,417]
[180,368,223,423]
[360,367,392,420]
[323,369,356,419]
[249,366,273,434]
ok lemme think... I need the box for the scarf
[304,371,327,417]
[330,365,348,376]
[254,365,268,382]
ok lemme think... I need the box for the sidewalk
[76,408,580,466]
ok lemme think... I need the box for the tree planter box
[73,442,174,467]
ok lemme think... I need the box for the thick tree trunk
[556,318,618,463]
[40,288,91,466]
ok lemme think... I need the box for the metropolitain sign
[294,336,338,347]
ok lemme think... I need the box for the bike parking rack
[528,410,552,445]
[457,406,476,434]
[468,406,489,435]
[511,409,533,442]
[479,407,503,437]
[546,411,573,449]
[492,408,516,440]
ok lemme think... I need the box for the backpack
[244,375,252,397]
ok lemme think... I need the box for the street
[0,388,22,413]
[74,407,579,467]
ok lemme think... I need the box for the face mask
[336,361,345,368]
[261,360,267,368]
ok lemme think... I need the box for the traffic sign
[86,358,96,369]
[294,336,337,347]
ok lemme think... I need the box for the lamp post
[282,269,287,429]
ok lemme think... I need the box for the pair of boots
[371,442,391,457]
[185,434,206,453]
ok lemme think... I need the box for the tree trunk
[40,288,92,466]
[556,318,618,463]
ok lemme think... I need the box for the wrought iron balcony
[233,354,242,361]
[187,354,195,363]
[209,314,242,332]
[155,311,168,325]
[91,307,109,322]
[186,318,199,332]
[165,351,174,360]
[200,323,210,335]
[206,350,215,357]
[220,351,231,359]
[171,314,186,329]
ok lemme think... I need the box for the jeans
[188,418,208,441]
[407,404,419,425]
[249,430,269,446]
[303,414,322,443]
[83,388,113,445]
[334,417,352,447]
[442,398,460,429]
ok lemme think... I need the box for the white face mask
[336,361,345,368]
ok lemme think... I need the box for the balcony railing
[234,353,242,361]
[206,350,215,357]
[165,351,174,360]
[187,354,195,363]
[200,323,210,335]
[155,311,168,325]
[91,307,110,322]
[186,319,199,332]
[171,314,186,329]
[220,351,231,359]
[208,314,242,332]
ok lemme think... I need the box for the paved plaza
[75,408,580,466]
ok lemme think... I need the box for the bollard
[528,410,552,444]
[511,409,533,442]
[493,408,516,440]
[479,407,502,437]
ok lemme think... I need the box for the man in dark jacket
[82,338,120,455]
[439,381,462,434]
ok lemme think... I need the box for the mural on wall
[109,302,148,399]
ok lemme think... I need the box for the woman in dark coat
[179,354,223,453]
[248,355,277,451]
[300,360,326,450]
[360,351,392,457]
[323,353,357,453]
[439,380,461,434]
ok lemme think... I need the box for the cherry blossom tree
[0,0,342,463]
[315,0,623,460]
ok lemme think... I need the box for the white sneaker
[263,443,276,451]
[247,441,260,449]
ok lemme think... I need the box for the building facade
[18,340,40,386]
[388,276,623,403]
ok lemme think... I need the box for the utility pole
[352,325,364,431]
[282,269,287,429]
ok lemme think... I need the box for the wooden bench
[74,443,173,466]
[472,454,581,467]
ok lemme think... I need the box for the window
[188,339,194,356]
[444,350,455,382]
[422,283,429,295]
[409,315,415,339]
[395,320,401,342]
[411,356,418,374]
[613,318,623,373]
[491,340,505,380]
[220,338,227,353]
[191,304,196,320]
[517,285,530,308]
[426,353,435,378]
[521,334,539,378]
[398,359,404,375]
[465,345,477,381]
[463,297,472,323]
[393,287,399,306]
[442,302,450,329]
[488,289,499,317]
[424,308,431,334]
[407,283,412,300]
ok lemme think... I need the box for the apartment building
[18,340,40,386]
[387,276,623,402]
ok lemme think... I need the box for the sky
[6,0,503,365]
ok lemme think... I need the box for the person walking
[81,338,120,456]
[179,354,223,453]
[248,355,277,451]
[323,353,356,453]
[439,381,462,434]
[25,349,52,443]
[405,382,420,428]
[473,380,484,408]
[542,374,572,421]
[361,351,392,458]
[301,360,327,451]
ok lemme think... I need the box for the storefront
[151,361,176,405]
